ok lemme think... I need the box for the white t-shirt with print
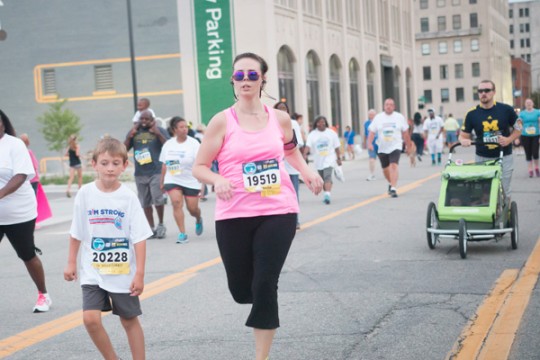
[159,136,201,190]
[0,134,37,225]
[423,116,444,141]
[284,119,305,175]
[368,111,409,154]
[70,182,153,293]
[306,128,341,170]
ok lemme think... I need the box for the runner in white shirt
[64,137,152,360]
[159,117,203,243]
[367,98,414,198]
[423,108,445,165]
[304,115,342,204]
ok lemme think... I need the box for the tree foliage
[37,100,83,152]
[530,91,540,106]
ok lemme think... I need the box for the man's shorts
[446,131,458,144]
[317,167,333,183]
[82,284,142,319]
[378,150,401,168]
[135,174,166,208]
[163,183,200,197]
[0,219,37,261]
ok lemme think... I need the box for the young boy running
[64,137,153,360]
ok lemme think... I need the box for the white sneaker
[155,223,167,239]
[366,175,376,181]
[33,292,52,313]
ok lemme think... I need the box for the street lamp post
[126,0,138,113]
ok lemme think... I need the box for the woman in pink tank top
[193,53,323,360]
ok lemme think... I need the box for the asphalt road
[1,148,540,360]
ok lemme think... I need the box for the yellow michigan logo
[482,120,499,132]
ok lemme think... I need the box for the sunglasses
[477,88,493,94]
[232,70,260,82]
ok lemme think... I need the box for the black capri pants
[0,218,37,261]
[215,213,297,329]
[521,135,539,161]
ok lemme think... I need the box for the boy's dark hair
[93,137,128,162]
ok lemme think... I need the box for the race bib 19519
[242,159,281,197]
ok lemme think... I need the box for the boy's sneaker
[387,185,392,195]
[195,218,204,236]
[155,223,166,239]
[33,292,52,313]
[366,175,376,181]
[390,188,398,198]
[323,194,331,204]
[176,233,189,244]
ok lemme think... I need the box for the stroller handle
[448,141,504,161]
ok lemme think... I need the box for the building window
[510,25,513,34]
[303,0,322,17]
[453,15,461,30]
[441,88,450,102]
[42,68,57,96]
[510,40,514,49]
[520,23,525,33]
[277,46,296,112]
[421,17,429,32]
[420,0,428,9]
[349,59,360,134]
[520,39,525,48]
[275,0,297,8]
[526,38,530,47]
[472,62,480,77]
[423,66,432,80]
[438,41,448,54]
[329,55,342,134]
[326,0,342,22]
[473,86,479,100]
[366,61,376,110]
[470,13,478,28]
[456,87,464,102]
[424,89,433,103]
[519,8,524,17]
[306,51,321,122]
[440,65,449,80]
[525,8,529,16]
[509,9,513,18]
[455,64,463,79]
[453,39,462,53]
[422,43,431,55]
[469,0,476,3]
[525,23,530,32]
[437,0,445,7]
[94,65,114,91]
[438,16,446,31]
[471,39,479,51]
[526,54,531,62]
[346,0,360,29]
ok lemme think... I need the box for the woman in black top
[66,135,82,197]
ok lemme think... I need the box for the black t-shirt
[462,102,518,157]
[126,127,169,176]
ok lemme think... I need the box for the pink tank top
[215,105,299,220]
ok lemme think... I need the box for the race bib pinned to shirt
[242,159,281,197]
[166,160,182,175]
[134,148,152,165]
[91,237,130,275]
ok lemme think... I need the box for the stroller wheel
[426,202,439,249]
[459,218,467,259]
[510,201,518,250]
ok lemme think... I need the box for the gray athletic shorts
[317,167,333,183]
[82,284,142,319]
[135,174,166,208]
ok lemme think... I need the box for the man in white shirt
[132,98,156,123]
[367,98,413,198]
[423,108,445,165]
[304,115,342,204]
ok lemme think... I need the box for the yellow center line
[447,236,540,360]
[0,172,442,358]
